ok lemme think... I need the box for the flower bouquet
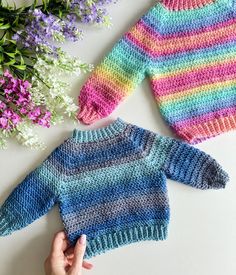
[0,0,115,149]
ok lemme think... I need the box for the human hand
[44,231,93,275]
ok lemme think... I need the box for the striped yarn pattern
[0,119,229,258]
[78,0,236,144]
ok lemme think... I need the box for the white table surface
[1,1,236,274]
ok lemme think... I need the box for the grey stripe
[63,192,169,234]
[49,130,156,176]
[64,125,133,151]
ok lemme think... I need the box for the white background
[0,0,236,274]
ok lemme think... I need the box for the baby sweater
[0,119,229,258]
[78,0,236,144]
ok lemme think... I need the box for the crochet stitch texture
[0,119,229,258]
[78,0,236,144]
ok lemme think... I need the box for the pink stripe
[162,0,214,11]
[152,61,236,96]
[173,107,236,128]
[79,83,124,114]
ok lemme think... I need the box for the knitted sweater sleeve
[161,137,229,189]
[0,148,61,236]
[78,19,150,124]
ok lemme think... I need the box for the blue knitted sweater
[0,119,229,258]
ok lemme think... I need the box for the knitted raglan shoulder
[107,122,229,190]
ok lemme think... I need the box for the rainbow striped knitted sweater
[78,0,236,144]
[0,119,229,258]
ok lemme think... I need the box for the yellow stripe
[91,65,135,95]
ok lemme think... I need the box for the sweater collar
[161,0,215,11]
[72,118,127,142]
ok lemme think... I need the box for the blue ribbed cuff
[0,212,12,236]
[84,224,168,259]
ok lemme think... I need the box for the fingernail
[79,234,86,245]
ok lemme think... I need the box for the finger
[70,234,87,273]
[82,261,93,270]
[51,231,69,257]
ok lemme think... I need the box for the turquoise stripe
[150,41,236,74]
[60,176,167,215]
[162,85,236,112]
[163,93,236,123]
[146,0,233,34]
[58,138,168,194]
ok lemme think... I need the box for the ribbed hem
[72,118,127,142]
[161,0,218,11]
[84,224,168,259]
[78,106,103,125]
[176,114,236,144]
[0,214,11,236]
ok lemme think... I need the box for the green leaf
[0,53,3,63]
[0,23,11,30]
[4,59,15,65]
[65,0,70,10]
[20,56,24,65]
[15,48,21,54]
[0,33,7,45]
[12,16,19,26]
[5,52,15,58]
[12,64,26,70]
[6,39,17,45]
[42,0,49,10]
[59,9,63,18]
[33,0,38,9]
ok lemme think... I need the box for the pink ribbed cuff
[175,114,236,144]
[161,0,215,10]
[78,105,102,125]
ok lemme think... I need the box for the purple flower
[0,117,8,129]
[0,100,6,110]
[12,9,81,54]
[11,1,115,54]
[70,0,114,24]
[28,107,51,128]
[0,71,51,130]
[0,108,22,130]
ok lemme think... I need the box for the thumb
[70,234,87,275]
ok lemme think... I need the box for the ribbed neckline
[72,118,127,142]
[161,0,216,11]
